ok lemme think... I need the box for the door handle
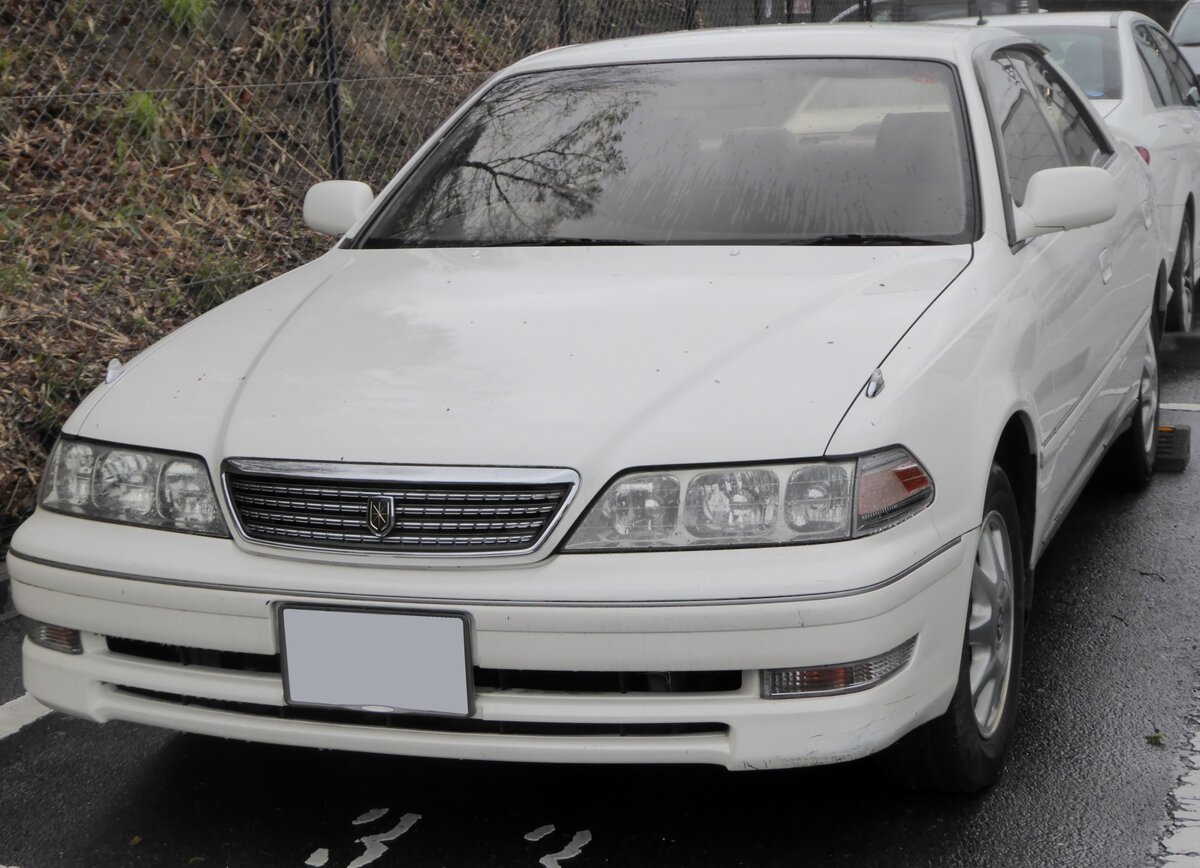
[1184,124,1195,133]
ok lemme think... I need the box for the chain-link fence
[4,0,879,533]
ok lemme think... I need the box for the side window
[1149,28,1199,102]
[1135,24,1184,106]
[982,52,1064,207]
[1022,54,1108,167]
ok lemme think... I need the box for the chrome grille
[223,460,576,555]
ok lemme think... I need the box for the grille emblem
[366,495,395,538]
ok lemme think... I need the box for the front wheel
[1167,215,1195,333]
[881,464,1026,793]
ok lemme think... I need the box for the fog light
[25,620,83,655]
[761,637,916,698]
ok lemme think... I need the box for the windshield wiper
[786,234,951,246]
[473,237,646,247]
[361,237,645,249]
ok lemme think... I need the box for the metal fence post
[559,0,571,44]
[319,0,345,179]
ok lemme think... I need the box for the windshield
[1175,5,1200,46]
[361,58,976,247]
[1010,26,1121,99]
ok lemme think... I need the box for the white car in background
[10,24,1164,793]
[1170,0,1200,74]
[997,12,1200,334]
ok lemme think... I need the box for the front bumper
[10,513,974,771]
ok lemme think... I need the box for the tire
[1105,329,1159,489]
[1167,215,1195,334]
[881,464,1026,793]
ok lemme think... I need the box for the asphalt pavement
[2,337,1200,868]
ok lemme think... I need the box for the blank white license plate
[280,607,473,716]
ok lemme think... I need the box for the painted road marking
[1162,403,1200,412]
[346,813,420,868]
[305,809,420,868]
[525,825,555,842]
[0,694,49,741]
[352,809,388,826]
[1162,689,1200,865]
[539,830,592,868]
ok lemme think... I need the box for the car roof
[506,23,1019,74]
[959,10,1156,30]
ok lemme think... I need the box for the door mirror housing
[303,180,374,237]
[1187,85,1200,106]
[1013,166,1117,243]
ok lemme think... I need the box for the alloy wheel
[1139,339,1160,457]
[968,511,1016,739]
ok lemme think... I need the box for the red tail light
[1136,146,1151,165]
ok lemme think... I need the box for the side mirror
[1013,166,1116,243]
[303,180,374,236]
[1188,85,1200,106]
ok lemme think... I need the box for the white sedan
[998,11,1200,334]
[10,24,1163,793]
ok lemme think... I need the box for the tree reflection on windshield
[373,70,637,244]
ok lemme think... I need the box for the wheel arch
[1168,194,1193,308]
[992,412,1037,609]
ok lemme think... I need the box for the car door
[982,48,1144,533]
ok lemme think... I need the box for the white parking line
[1161,688,1200,865]
[1162,403,1200,412]
[0,694,50,741]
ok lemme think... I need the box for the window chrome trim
[220,459,580,559]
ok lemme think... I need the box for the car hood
[75,246,970,472]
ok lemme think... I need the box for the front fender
[825,232,1043,543]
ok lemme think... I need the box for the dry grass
[2,0,353,526]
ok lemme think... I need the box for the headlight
[41,438,228,536]
[562,447,931,552]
